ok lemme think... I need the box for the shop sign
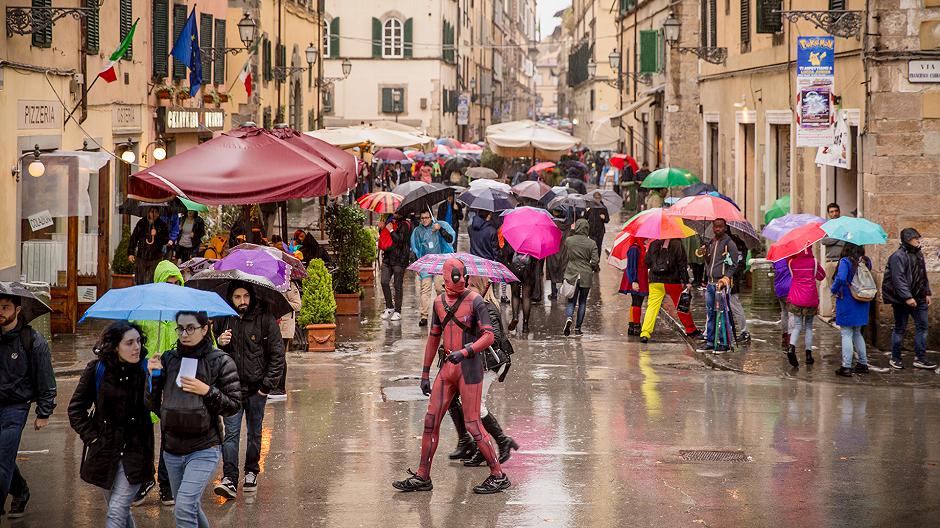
[908,60,940,83]
[17,100,60,130]
[27,210,54,232]
[112,105,142,132]
[165,108,225,133]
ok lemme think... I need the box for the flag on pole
[238,40,259,97]
[98,19,139,82]
[170,8,203,97]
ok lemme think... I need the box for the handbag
[560,277,578,300]
[482,346,511,373]
[677,289,692,314]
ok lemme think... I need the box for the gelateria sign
[164,108,225,133]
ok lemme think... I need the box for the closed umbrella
[80,282,236,322]
[458,187,518,212]
[821,216,888,245]
[762,213,825,241]
[764,195,791,225]
[466,167,499,180]
[0,282,52,324]
[501,207,563,259]
[641,167,700,189]
[187,269,294,319]
[767,222,826,262]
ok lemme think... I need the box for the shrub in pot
[326,202,364,315]
[111,226,136,288]
[297,258,337,352]
[357,226,378,287]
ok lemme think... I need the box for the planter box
[305,323,336,352]
[358,266,376,288]
[111,273,135,289]
[334,292,361,316]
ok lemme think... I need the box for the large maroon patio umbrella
[269,126,357,197]
[128,126,330,204]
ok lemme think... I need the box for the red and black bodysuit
[394,259,509,493]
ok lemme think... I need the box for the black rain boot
[781,333,790,351]
[805,350,815,365]
[628,323,640,336]
[447,400,478,460]
[786,344,799,368]
[482,413,519,464]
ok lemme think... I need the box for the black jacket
[586,204,609,239]
[175,214,206,250]
[882,244,932,306]
[469,215,500,262]
[68,359,154,489]
[645,239,690,284]
[215,306,285,398]
[145,339,241,456]
[128,217,170,261]
[0,323,56,418]
[381,218,412,269]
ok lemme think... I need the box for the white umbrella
[306,125,434,149]
[469,179,511,193]
[486,121,580,161]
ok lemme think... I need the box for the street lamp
[392,90,403,123]
[588,49,650,88]
[661,13,727,64]
[341,57,352,78]
[608,49,620,70]
[662,15,681,45]
[237,12,258,48]
[305,43,318,66]
[119,140,136,165]
[587,58,597,78]
[12,144,46,181]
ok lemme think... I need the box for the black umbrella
[186,269,293,319]
[396,183,454,216]
[558,159,589,175]
[0,282,52,324]
[442,156,477,177]
[560,178,587,194]
[687,219,762,250]
[457,188,518,212]
[682,182,719,197]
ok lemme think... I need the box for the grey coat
[564,219,600,285]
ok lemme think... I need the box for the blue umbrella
[821,216,888,245]
[80,282,237,322]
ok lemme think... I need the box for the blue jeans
[565,284,590,329]
[790,314,814,350]
[163,447,220,528]
[840,326,868,368]
[892,303,929,362]
[222,392,266,482]
[104,461,137,528]
[0,403,29,512]
[704,284,728,348]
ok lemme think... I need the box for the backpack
[378,226,393,251]
[850,258,877,302]
[510,252,530,276]
[649,241,673,275]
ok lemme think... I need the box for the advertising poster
[816,111,851,169]
[796,36,835,147]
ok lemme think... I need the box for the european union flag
[170,9,202,97]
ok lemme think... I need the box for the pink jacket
[786,251,826,308]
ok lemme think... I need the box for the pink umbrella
[501,207,562,259]
[665,194,746,222]
[527,161,556,174]
[460,142,483,151]
[433,144,456,157]
[374,148,407,161]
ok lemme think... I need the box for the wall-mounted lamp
[119,140,136,165]
[141,139,167,164]
[11,144,44,182]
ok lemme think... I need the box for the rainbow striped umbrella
[357,191,403,213]
[407,252,518,283]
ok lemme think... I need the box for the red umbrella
[128,126,329,204]
[665,195,746,222]
[609,154,639,173]
[767,222,825,262]
[374,148,407,161]
[527,161,556,174]
[269,127,357,197]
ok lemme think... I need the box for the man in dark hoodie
[882,228,936,370]
[469,211,500,262]
[213,283,285,498]
[128,207,169,285]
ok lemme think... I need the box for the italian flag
[98,19,139,83]
[238,40,259,97]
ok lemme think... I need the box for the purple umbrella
[374,148,407,162]
[213,249,290,292]
[762,213,825,241]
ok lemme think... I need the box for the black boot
[447,400,477,460]
[786,344,799,368]
[482,413,519,464]
[627,323,640,336]
[805,350,815,365]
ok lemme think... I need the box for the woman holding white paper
[145,311,241,528]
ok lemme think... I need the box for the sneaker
[418,317,428,327]
[7,489,29,518]
[889,358,904,370]
[697,343,715,352]
[380,308,393,320]
[563,318,572,336]
[853,364,870,374]
[685,329,703,339]
[835,366,853,377]
[243,472,258,493]
[472,473,511,494]
[214,477,237,499]
[574,328,583,336]
[131,480,155,507]
[714,345,729,354]
[266,391,287,402]
[159,487,175,506]
[913,358,938,370]
[392,469,433,492]
[736,331,752,343]
[640,336,649,344]
[390,311,401,321]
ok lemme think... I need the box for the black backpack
[649,241,673,275]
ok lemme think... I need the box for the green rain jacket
[136,260,184,358]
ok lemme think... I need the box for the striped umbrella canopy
[357,191,404,213]
[407,252,518,283]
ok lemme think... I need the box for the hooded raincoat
[564,219,600,285]
[410,220,456,279]
[136,260,185,357]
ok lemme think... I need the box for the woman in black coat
[69,321,154,528]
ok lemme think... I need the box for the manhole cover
[679,450,748,462]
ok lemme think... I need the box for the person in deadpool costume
[392,258,511,494]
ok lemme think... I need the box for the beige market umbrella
[486,121,580,161]
[306,124,433,149]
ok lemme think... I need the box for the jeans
[380,265,405,312]
[163,447,220,528]
[104,461,137,528]
[222,392,266,481]
[729,293,748,332]
[840,326,868,368]
[790,314,815,350]
[0,403,29,512]
[704,284,729,348]
[778,298,792,334]
[565,284,591,329]
[891,303,929,362]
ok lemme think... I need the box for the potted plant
[297,258,337,352]
[203,88,220,105]
[111,226,136,289]
[325,202,364,316]
[358,226,378,288]
[154,83,174,100]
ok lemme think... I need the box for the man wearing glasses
[410,212,456,327]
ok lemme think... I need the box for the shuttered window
[709,0,717,47]
[330,17,340,58]
[84,0,99,54]
[32,0,52,49]
[404,18,413,58]
[199,14,213,84]
[639,30,660,74]
[120,0,133,59]
[172,4,187,80]
[372,17,382,57]
[152,0,169,79]
[828,0,845,9]
[700,0,708,47]
[381,87,404,113]
[213,19,226,84]
[756,0,783,34]
[740,0,751,52]
[263,37,272,82]
[443,21,455,63]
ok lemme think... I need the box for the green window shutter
[709,0,718,47]
[213,19,226,84]
[120,0,133,59]
[330,17,340,58]
[172,3,187,79]
[639,30,658,74]
[84,0,99,54]
[278,43,286,71]
[372,18,381,58]
[404,18,413,58]
[382,88,393,112]
[32,0,52,49]
[740,0,751,48]
[152,0,169,79]
[263,38,272,81]
[200,14,213,83]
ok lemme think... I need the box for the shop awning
[606,96,655,120]
[128,126,330,205]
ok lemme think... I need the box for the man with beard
[128,207,169,285]
[882,228,936,370]
[213,283,284,499]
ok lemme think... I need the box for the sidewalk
[662,288,940,388]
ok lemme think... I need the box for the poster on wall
[815,111,851,169]
[795,36,835,147]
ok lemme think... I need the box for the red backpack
[378,224,394,251]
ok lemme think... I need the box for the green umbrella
[764,195,791,225]
[178,197,208,212]
[640,167,700,188]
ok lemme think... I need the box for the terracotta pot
[218,93,229,102]
[111,274,135,289]
[156,89,172,100]
[305,323,336,352]
[334,292,361,316]
[358,266,375,287]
